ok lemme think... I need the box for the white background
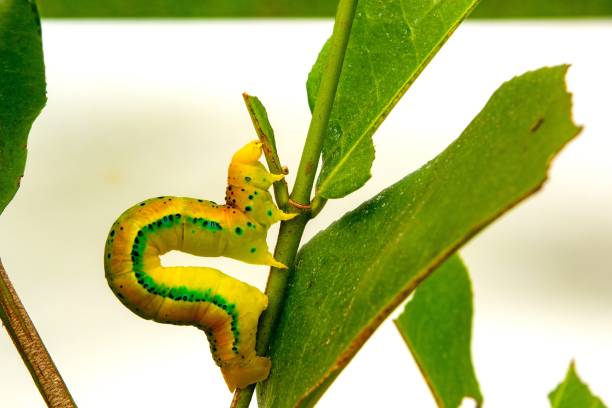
[0,20,611,407]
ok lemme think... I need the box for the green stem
[0,258,76,408]
[256,216,308,353]
[309,195,328,218]
[290,0,358,206]
[230,1,358,406]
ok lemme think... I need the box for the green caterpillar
[104,141,295,391]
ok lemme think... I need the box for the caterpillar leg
[263,174,298,222]
[264,253,288,269]
[267,172,285,183]
[225,241,288,268]
[276,209,298,221]
[221,356,271,391]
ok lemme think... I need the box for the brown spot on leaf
[530,117,544,132]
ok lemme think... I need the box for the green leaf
[257,66,580,407]
[549,362,607,408]
[307,0,480,199]
[394,255,482,408]
[242,93,282,173]
[0,0,47,216]
[242,93,289,207]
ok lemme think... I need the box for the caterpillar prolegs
[104,141,296,391]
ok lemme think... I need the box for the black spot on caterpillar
[104,141,295,391]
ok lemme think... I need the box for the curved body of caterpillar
[104,141,295,391]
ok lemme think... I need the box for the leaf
[242,93,282,173]
[257,66,581,407]
[242,93,289,208]
[394,255,483,408]
[0,0,47,216]
[549,362,607,408]
[307,0,480,199]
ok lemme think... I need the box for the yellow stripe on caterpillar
[104,141,295,391]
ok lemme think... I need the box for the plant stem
[290,0,357,207]
[309,195,328,218]
[230,0,358,406]
[256,216,308,354]
[0,258,76,408]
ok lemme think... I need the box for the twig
[0,258,76,407]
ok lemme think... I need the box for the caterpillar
[104,141,296,391]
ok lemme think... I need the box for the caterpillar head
[228,140,275,191]
[232,140,263,165]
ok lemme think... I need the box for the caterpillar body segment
[104,141,295,391]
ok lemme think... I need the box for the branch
[0,258,76,407]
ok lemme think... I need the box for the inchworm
[104,141,295,391]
